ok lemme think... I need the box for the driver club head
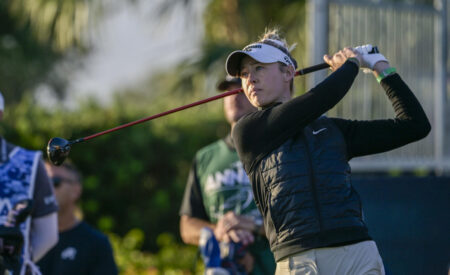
[47,137,72,166]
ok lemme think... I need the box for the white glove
[354,44,388,73]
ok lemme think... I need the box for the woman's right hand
[323,47,362,71]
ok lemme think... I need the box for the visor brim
[225,47,292,77]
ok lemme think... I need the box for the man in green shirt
[179,77,275,274]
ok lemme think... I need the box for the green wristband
[376,67,396,83]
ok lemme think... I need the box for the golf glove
[354,44,388,73]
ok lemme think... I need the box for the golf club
[47,62,332,165]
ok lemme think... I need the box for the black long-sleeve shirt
[232,61,431,174]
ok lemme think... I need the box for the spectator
[226,29,430,274]
[0,91,58,274]
[179,76,275,274]
[37,161,118,275]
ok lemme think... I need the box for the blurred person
[225,29,431,274]
[0,91,58,274]
[37,161,118,275]
[179,76,276,274]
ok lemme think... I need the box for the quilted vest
[254,117,369,261]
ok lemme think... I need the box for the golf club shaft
[79,62,330,142]
[295,63,329,76]
[81,88,242,142]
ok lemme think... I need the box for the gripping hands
[354,44,388,73]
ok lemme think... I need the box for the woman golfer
[225,29,431,274]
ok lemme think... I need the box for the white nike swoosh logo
[312,128,327,135]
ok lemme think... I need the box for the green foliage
[110,229,157,274]
[1,92,228,254]
[0,1,61,104]
[110,229,202,274]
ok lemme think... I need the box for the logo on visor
[243,45,262,52]
[284,56,293,66]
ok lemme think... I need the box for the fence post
[307,0,329,90]
[434,0,447,175]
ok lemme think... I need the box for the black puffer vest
[253,116,370,261]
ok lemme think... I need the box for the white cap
[0,92,4,111]
[225,39,297,77]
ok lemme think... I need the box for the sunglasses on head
[51,177,76,188]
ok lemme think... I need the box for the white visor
[225,39,296,77]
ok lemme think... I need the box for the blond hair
[259,28,289,49]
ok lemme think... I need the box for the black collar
[258,102,282,110]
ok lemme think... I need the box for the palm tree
[0,0,94,103]
[7,0,91,51]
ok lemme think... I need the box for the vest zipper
[302,136,323,231]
